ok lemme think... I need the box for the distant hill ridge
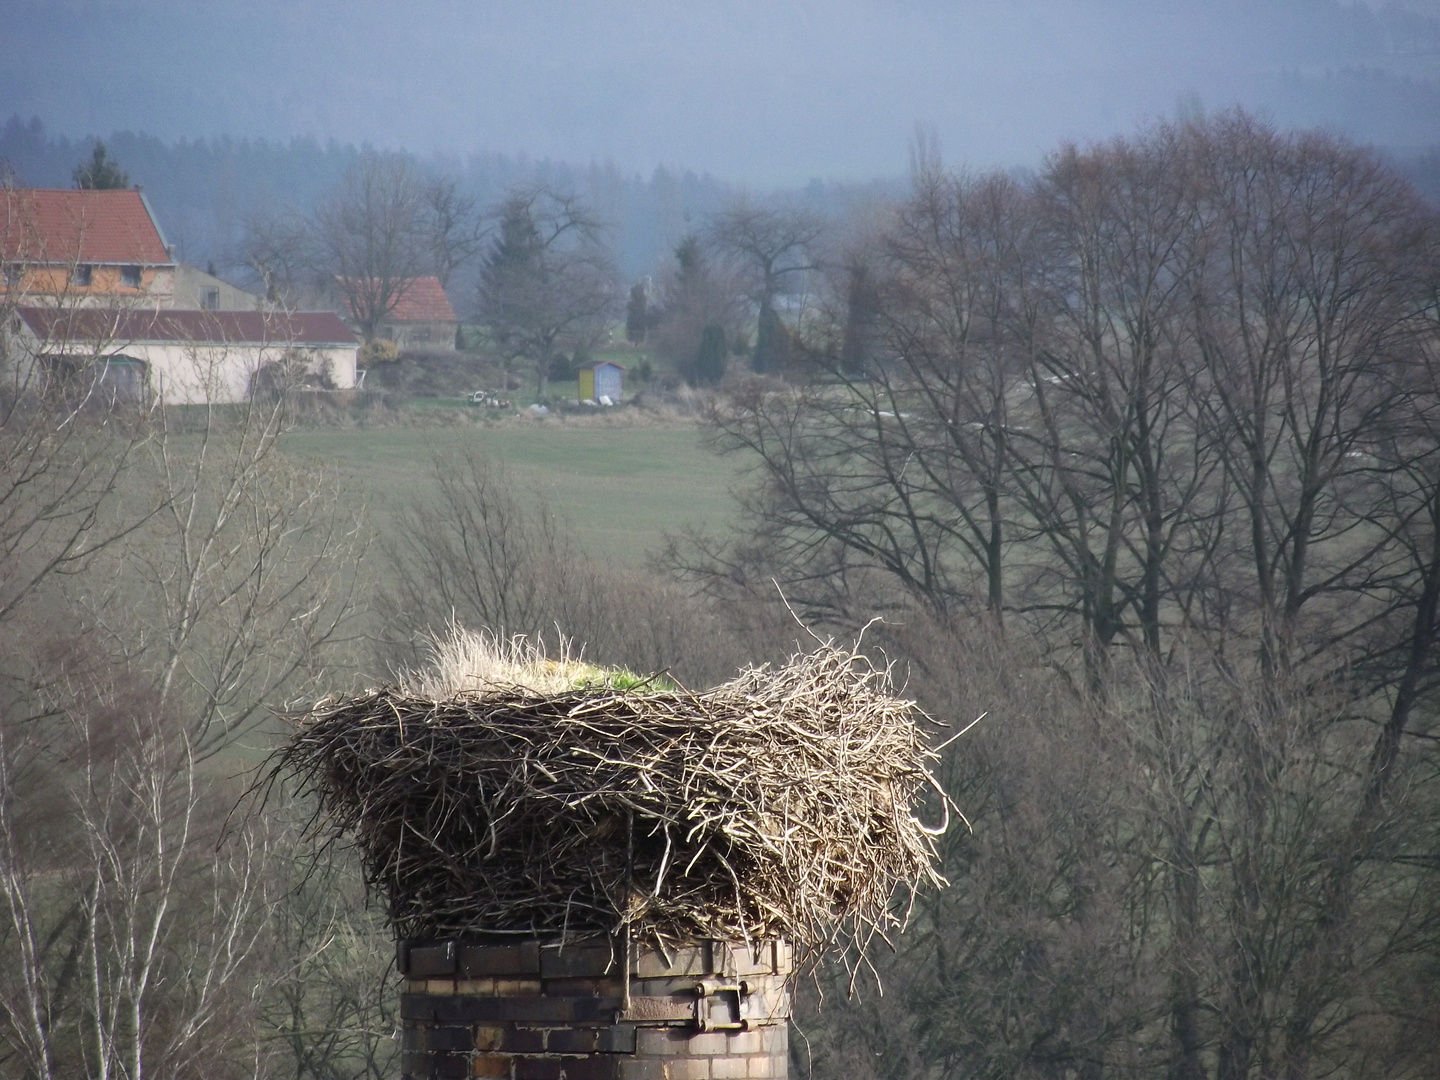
[0,117,891,290]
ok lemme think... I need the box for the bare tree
[0,639,286,1080]
[261,847,398,1080]
[240,206,311,306]
[242,164,481,318]
[680,113,1440,1080]
[648,235,747,384]
[1002,125,1217,684]
[382,445,754,688]
[314,153,431,342]
[0,190,164,636]
[422,174,486,292]
[475,186,620,398]
[667,170,1037,628]
[384,446,578,645]
[0,329,367,1079]
[705,200,825,373]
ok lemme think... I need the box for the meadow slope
[278,416,742,564]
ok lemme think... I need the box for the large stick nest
[271,631,950,956]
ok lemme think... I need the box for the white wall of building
[9,322,358,405]
[134,341,358,404]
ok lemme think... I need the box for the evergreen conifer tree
[477,197,547,386]
[475,188,619,399]
[673,235,704,292]
[73,142,129,190]
[752,303,788,373]
[626,281,647,343]
[695,323,728,384]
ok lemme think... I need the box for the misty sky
[6,0,1440,185]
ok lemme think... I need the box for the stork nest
[269,631,950,957]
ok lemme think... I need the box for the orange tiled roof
[1,188,172,266]
[342,276,457,323]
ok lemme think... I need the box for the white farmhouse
[10,306,359,404]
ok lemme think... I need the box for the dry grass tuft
[401,628,641,698]
[270,632,950,959]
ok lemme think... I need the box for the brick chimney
[399,936,792,1080]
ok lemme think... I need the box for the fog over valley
[7,0,1440,278]
[7,0,1440,180]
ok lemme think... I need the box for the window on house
[71,264,93,287]
[202,287,220,311]
[120,265,142,288]
[3,264,21,287]
[96,355,148,404]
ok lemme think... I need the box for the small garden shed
[578,360,624,403]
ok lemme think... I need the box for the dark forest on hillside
[0,115,900,292]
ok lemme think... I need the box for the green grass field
[278,417,744,564]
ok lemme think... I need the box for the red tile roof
[1,189,172,266]
[342,275,457,323]
[18,307,358,347]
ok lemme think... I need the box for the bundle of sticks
[271,633,949,956]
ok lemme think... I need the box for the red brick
[410,942,459,976]
[472,1054,512,1078]
[474,1027,505,1052]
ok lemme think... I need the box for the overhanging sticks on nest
[268,630,953,962]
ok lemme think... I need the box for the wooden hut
[578,361,624,403]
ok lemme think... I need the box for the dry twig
[268,632,949,961]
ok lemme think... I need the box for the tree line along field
[278,417,742,565]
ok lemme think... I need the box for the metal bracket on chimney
[692,980,750,1032]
